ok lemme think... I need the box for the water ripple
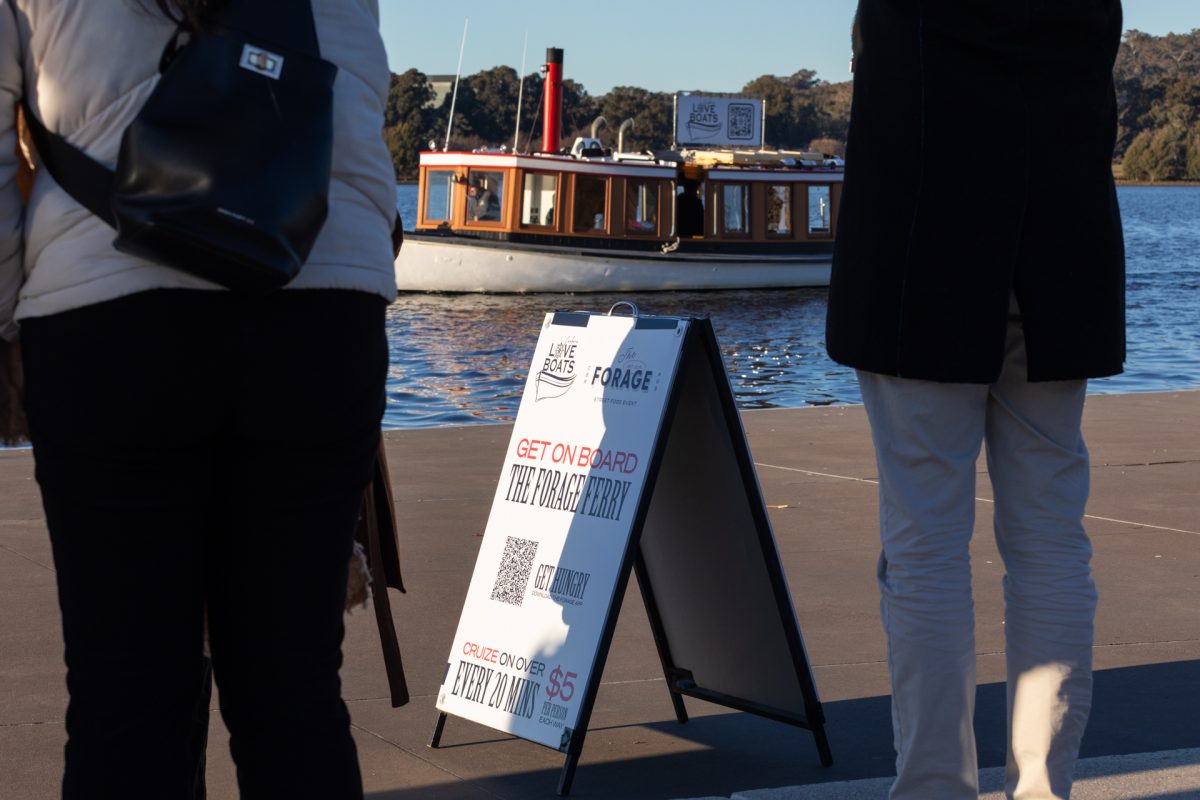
[385,185,1200,429]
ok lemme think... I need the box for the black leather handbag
[22,0,337,292]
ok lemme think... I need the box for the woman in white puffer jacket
[0,1,396,797]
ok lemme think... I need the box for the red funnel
[541,48,563,154]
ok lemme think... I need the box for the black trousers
[21,289,388,800]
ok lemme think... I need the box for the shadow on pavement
[365,660,1199,800]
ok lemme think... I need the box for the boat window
[424,169,456,223]
[521,172,558,227]
[467,170,505,223]
[808,184,832,236]
[625,180,659,235]
[721,183,749,235]
[766,185,792,237]
[573,175,608,233]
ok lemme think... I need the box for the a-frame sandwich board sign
[429,306,831,795]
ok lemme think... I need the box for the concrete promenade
[2,391,1198,799]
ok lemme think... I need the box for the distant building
[427,75,456,109]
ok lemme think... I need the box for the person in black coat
[829,2,1124,382]
[826,2,1125,798]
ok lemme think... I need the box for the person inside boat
[468,176,497,221]
[676,179,704,237]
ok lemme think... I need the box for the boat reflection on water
[383,288,854,429]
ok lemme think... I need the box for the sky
[380,0,1200,96]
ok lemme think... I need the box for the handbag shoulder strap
[20,102,118,228]
[8,0,116,227]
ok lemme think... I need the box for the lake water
[386,184,1198,429]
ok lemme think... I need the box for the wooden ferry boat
[395,49,843,293]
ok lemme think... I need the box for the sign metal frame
[429,310,830,795]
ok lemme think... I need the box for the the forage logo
[587,346,662,394]
[535,337,579,401]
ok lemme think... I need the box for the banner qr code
[490,536,539,606]
[728,104,754,140]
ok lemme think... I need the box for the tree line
[1116,30,1200,182]
[383,29,1199,182]
[383,66,851,179]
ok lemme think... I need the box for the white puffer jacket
[0,0,397,341]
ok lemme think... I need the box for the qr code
[490,536,539,606]
[728,103,754,140]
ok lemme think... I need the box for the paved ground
[1,391,1197,799]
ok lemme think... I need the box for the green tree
[385,68,433,127]
[439,81,483,150]
[1123,124,1189,181]
[1149,123,1187,180]
[1186,123,1200,180]
[383,69,435,178]
[510,71,544,151]
[740,74,834,149]
[1122,130,1155,179]
[500,73,599,152]
[383,29,1200,178]
[461,66,522,144]
[743,75,800,148]
[595,87,672,152]
[785,69,820,91]
[561,79,600,148]
[1114,29,1200,161]
[809,80,853,142]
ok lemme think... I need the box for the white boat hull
[394,236,831,293]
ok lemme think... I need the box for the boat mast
[513,32,528,153]
[443,18,469,152]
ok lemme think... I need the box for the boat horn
[618,119,635,154]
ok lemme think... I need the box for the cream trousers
[857,313,1097,800]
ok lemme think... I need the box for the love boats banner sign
[433,306,829,796]
[674,93,765,148]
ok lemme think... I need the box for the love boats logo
[535,337,579,401]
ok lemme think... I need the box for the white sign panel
[437,312,688,750]
[675,95,763,147]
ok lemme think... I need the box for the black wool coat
[826,0,1126,383]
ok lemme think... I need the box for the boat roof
[706,166,844,183]
[420,151,677,179]
[418,148,844,182]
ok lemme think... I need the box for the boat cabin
[414,151,843,248]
